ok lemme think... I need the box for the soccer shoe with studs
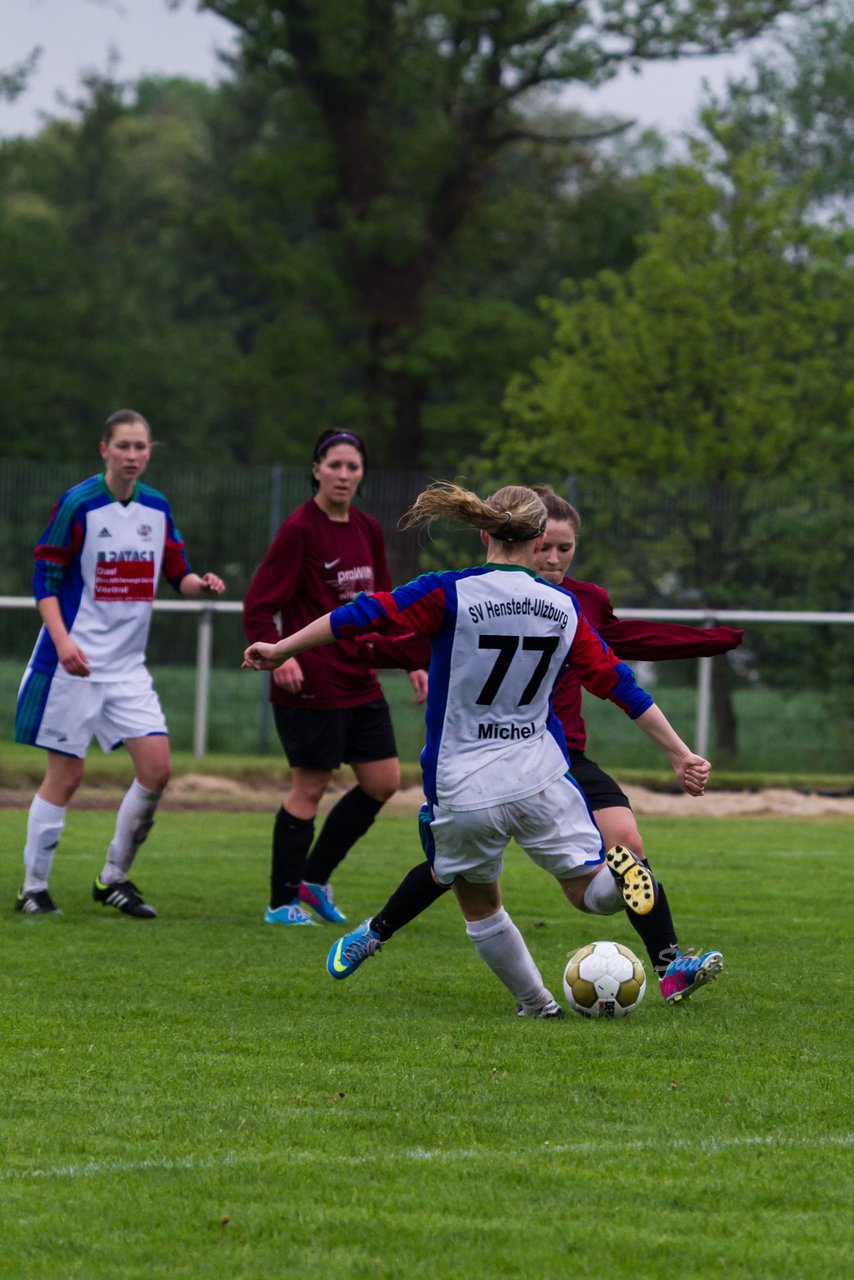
[605,845,658,916]
[515,994,566,1019]
[264,899,318,926]
[660,948,724,1004]
[92,878,157,918]
[299,880,346,923]
[15,888,62,915]
[327,919,382,979]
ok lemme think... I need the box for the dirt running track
[2,777,851,817]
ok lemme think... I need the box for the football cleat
[15,888,62,915]
[605,845,658,916]
[92,878,157,918]
[515,995,566,1020]
[264,899,318,926]
[299,880,346,923]
[660,949,724,1004]
[327,919,382,979]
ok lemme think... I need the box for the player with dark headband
[242,428,427,927]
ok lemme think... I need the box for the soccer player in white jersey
[14,410,225,917]
[243,482,710,1017]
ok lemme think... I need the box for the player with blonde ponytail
[244,481,711,1018]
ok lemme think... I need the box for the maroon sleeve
[597,619,744,660]
[242,520,305,644]
[569,579,743,659]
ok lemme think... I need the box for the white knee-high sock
[100,780,162,884]
[23,795,67,892]
[583,865,624,914]
[465,908,549,1007]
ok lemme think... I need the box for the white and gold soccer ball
[563,940,647,1018]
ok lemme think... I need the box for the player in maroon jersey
[326,486,740,1004]
[243,429,426,926]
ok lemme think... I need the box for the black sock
[625,879,679,978]
[270,807,314,909]
[303,785,385,884]
[370,860,450,942]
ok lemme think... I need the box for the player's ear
[479,529,489,549]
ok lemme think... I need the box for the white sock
[100,780,162,884]
[465,908,548,1007]
[23,795,67,893]
[583,865,624,915]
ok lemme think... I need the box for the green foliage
[717,0,854,207]
[0,73,242,462]
[500,128,854,488]
[0,808,851,1277]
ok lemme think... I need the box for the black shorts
[273,700,398,772]
[567,750,632,812]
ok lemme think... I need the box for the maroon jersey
[554,578,743,751]
[243,499,393,709]
[356,575,743,752]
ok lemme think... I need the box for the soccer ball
[563,940,646,1019]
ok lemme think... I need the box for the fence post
[193,608,215,758]
[695,654,713,759]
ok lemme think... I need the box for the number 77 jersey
[330,563,653,813]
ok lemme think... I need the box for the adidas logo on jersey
[98,527,112,537]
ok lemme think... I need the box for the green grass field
[1,810,851,1279]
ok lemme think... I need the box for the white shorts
[421,772,605,885]
[15,665,168,758]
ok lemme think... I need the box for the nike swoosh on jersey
[324,559,341,570]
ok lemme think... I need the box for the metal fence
[1,463,852,771]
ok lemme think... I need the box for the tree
[715,0,854,210]
[492,123,854,758]
[179,0,820,464]
[0,71,244,461]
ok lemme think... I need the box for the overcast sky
[3,0,760,140]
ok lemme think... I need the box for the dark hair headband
[313,430,366,462]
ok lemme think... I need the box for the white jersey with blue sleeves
[332,563,653,813]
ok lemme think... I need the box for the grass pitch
[1,810,851,1279]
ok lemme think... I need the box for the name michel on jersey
[96,550,156,562]
[477,720,536,741]
[468,596,569,628]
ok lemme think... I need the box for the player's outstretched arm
[242,613,335,671]
[180,571,226,598]
[634,704,711,797]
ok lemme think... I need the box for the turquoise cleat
[660,949,723,1004]
[264,899,318,926]
[327,919,382,979]
[299,881,346,923]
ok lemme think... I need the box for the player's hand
[242,642,285,671]
[200,572,225,595]
[271,657,304,692]
[674,752,711,797]
[57,638,90,678]
[408,669,428,704]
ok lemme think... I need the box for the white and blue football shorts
[422,772,606,885]
[15,665,168,758]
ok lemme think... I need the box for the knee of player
[598,815,644,860]
[139,763,171,793]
